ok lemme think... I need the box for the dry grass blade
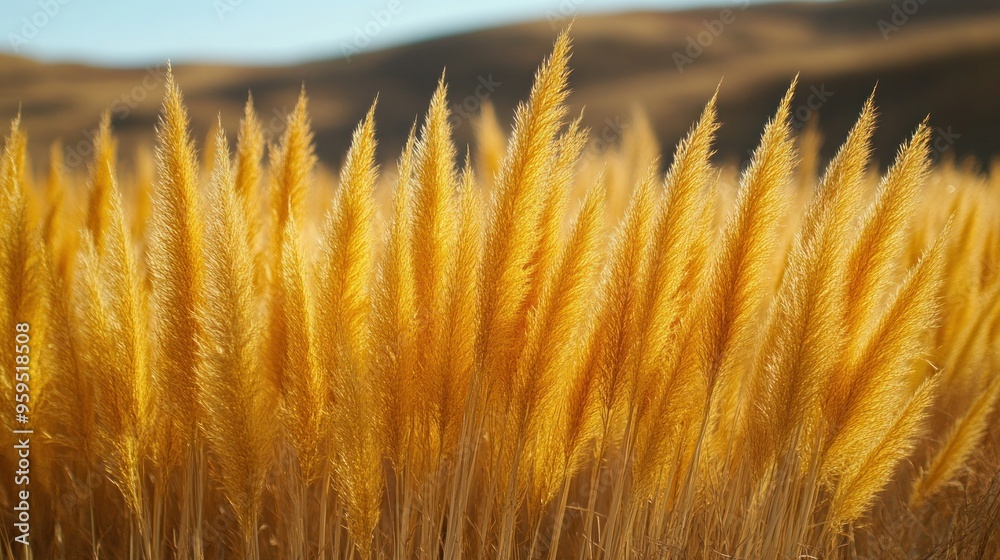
[823,222,950,478]
[910,374,1000,509]
[148,67,204,468]
[477,29,573,392]
[197,129,274,558]
[828,375,937,529]
[842,122,932,358]
[315,102,382,559]
[84,112,116,253]
[702,78,796,402]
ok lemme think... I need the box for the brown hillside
[1,0,998,174]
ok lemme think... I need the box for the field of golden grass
[1,28,999,559]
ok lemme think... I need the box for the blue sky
[3,0,789,66]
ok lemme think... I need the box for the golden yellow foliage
[4,31,999,560]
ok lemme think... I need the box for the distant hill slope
[2,0,999,174]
